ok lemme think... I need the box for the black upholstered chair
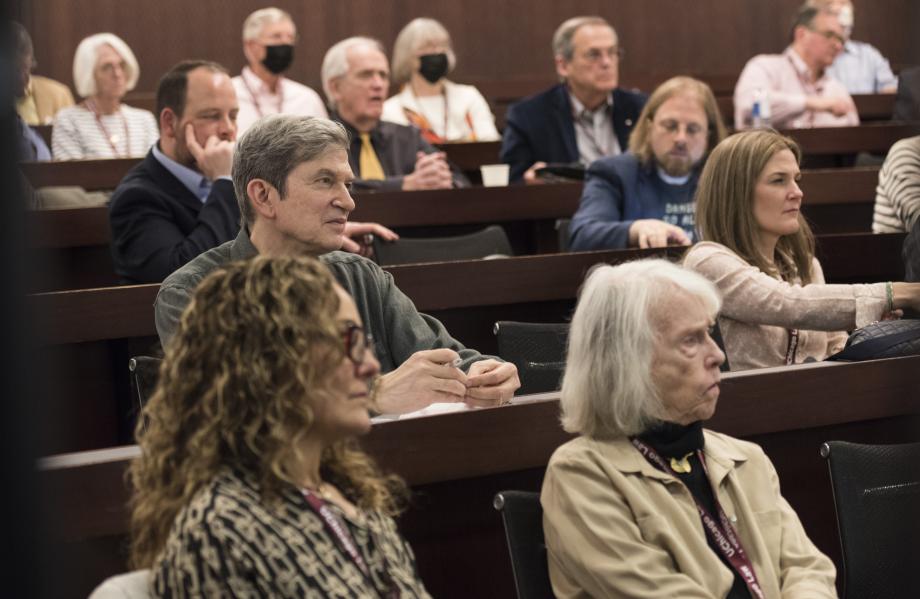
[493,491,554,599]
[372,224,512,266]
[493,321,568,395]
[820,440,920,599]
[555,218,571,253]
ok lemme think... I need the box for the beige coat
[541,431,838,598]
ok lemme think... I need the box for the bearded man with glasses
[569,77,727,251]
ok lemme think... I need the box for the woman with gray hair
[51,33,157,160]
[381,18,499,142]
[541,259,837,598]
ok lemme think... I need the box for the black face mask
[262,44,294,74]
[418,53,449,84]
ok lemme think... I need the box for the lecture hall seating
[37,355,920,598]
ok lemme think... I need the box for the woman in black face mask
[233,7,328,135]
[383,18,500,143]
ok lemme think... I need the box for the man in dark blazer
[500,16,647,183]
[321,36,467,191]
[109,60,241,283]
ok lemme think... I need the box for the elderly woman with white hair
[381,18,499,143]
[541,259,838,598]
[51,33,158,160]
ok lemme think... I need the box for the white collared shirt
[232,67,328,135]
[569,92,621,165]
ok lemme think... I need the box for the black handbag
[828,319,920,361]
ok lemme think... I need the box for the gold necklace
[670,452,694,474]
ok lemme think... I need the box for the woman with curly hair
[129,255,430,597]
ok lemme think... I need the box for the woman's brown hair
[694,129,816,284]
[129,256,406,568]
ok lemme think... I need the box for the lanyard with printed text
[631,438,766,599]
[300,489,399,598]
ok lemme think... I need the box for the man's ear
[243,40,260,66]
[247,179,278,219]
[159,108,178,140]
[554,55,570,81]
[326,77,341,105]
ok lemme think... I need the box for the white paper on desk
[371,402,470,423]
[396,402,471,420]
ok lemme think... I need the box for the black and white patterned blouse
[153,469,430,598]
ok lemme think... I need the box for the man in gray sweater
[156,114,519,414]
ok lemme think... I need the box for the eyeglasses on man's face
[808,27,845,45]
[653,118,707,138]
[580,46,625,64]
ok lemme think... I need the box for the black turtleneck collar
[638,420,705,459]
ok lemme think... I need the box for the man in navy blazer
[500,16,647,183]
[109,60,241,283]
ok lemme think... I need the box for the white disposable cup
[480,164,510,187]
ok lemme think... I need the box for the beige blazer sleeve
[760,455,838,597]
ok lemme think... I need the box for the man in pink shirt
[734,4,858,130]
[232,7,328,135]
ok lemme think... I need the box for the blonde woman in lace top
[52,33,157,160]
[684,129,920,370]
[129,256,430,598]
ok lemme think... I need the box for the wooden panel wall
[19,0,918,100]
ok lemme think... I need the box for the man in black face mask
[232,7,328,135]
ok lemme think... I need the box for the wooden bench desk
[30,231,905,457]
[37,355,920,598]
[25,165,883,293]
[21,157,139,191]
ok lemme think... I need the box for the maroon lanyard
[241,73,284,118]
[300,489,399,598]
[86,99,130,157]
[785,328,800,365]
[631,438,766,599]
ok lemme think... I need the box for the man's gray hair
[552,16,616,62]
[321,36,386,109]
[790,4,834,40]
[242,7,295,42]
[560,259,721,439]
[232,115,350,227]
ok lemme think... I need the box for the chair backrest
[129,356,162,421]
[555,218,571,253]
[87,569,152,598]
[372,225,513,266]
[493,491,554,599]
[494,321,568,395]
[820,440,920,599]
